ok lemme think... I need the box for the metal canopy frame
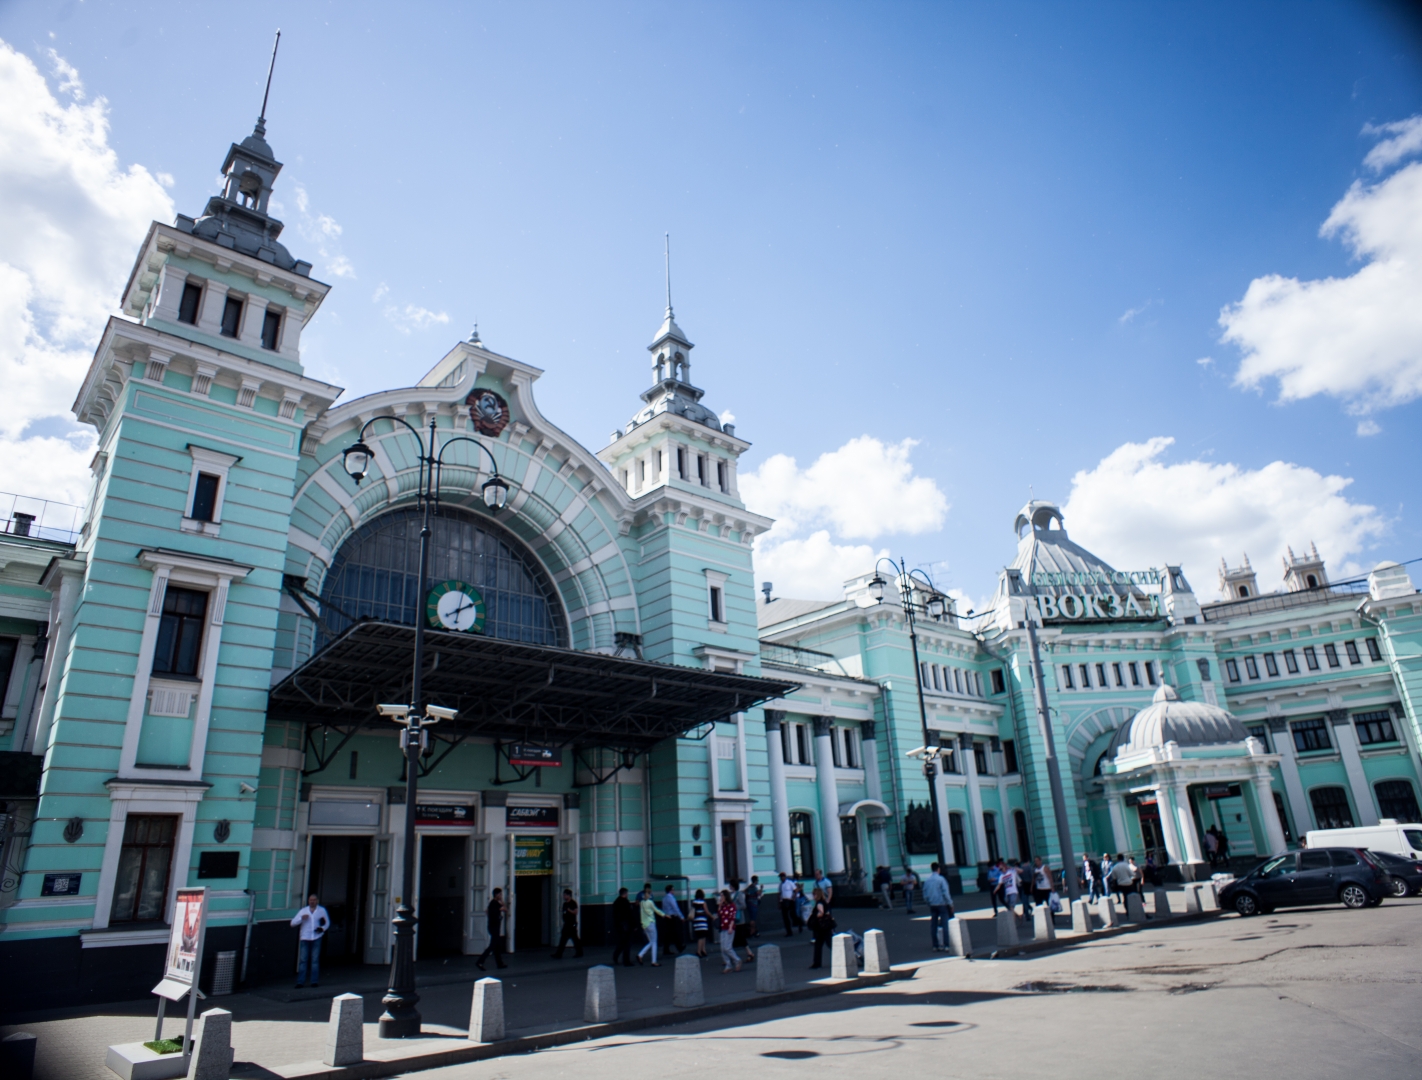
[269,621,799,756]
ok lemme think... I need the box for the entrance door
[308,835,371,966]
[721,821,742,885]
[1136,803,1165,862]
[417,835,466,957]
[789,813,814,878]
[839,817,862,883]
[512,834,554,951]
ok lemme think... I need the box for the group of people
[985,856,1058,919]
[610,877,765,973]
[1080,852,1165,903]
[1203,825,1232,867]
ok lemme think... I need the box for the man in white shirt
[778,872,797,937]
[921,863,954,950]
[290,893,330,988]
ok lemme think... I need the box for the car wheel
[1340,883,1369,909]
[1233,892,1259,917]
[1391,878,1410,898]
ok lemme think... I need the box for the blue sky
[2,1,1420,604]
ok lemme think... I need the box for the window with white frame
[706,569,729,625]
[842,727,857,768]
[676,446,687,479]
[182,445,240,534]
[1062,664,1075,689]
[716,460,728,492]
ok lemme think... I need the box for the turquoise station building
[2,109,1421,1010]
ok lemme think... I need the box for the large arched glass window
[319,507,567,648]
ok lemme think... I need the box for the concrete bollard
[672,954,705,1007]
[185,1008,234,1080]
[1124,892,1147,923]
[862,929,891,974]
[0,1033,37,1080]
[830,933,858,979]
[948,916,972,957]
[994,908,1019,948]
[324,993,364,1066]
[470,978,504,1043]
[1200,882,1221,911]
[1032,904,1057,941]
[1097,896,1119,928]
[1071,898,1094,933]
[1183,883,1203,914]
[584,965,618,1023]
[1152,887,1171,919]
[756,943,785,993]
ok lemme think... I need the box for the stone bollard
[830,933,858,979]
[1097,896,1119,928]
[862,929,891,974]
[672,954,705,1007]
[470,978,504,1043]
[1152,887,1171,919]
[948,916,972,957]
[1032,904,1057,941]
[1183,883,1203,915]
[756,943,785,993]
[0,1033,37,1080]
[324,993,364,1066]
[994,909,1019,948]
[1071,898,1094,933]
[584,965,618,1023]
[1200,882,1221,911]
[1124,892,1147,923]
[185,1008,234,1080]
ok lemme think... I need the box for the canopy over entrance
[269,621,799,754]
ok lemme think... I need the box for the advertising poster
[165,886,207,984]
[514,835,553,876]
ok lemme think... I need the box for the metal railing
[1200,578,1370,621]
[760,641,854,675]
[0,492,83,545]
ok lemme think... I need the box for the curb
[262,966,918,1079]
[980,908,1224,959]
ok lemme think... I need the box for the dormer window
[1305,573,1318,588]
[220,296,244,338]
[178,282,203,325]
[261,308,282,350]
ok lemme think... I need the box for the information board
[165,886,207,984]
[514,835,554,876]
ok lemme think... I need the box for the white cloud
[1362,116,1422,172]
[1062,437,1386,597]
[742,436,948,599]
[326,255,356,279]
[288,183,354,280]
[0,41,174,504]
[719,409,736,426]
[1118,299,1158,324]
[1221,117,1422,414]
[1356,419,1381,437]
[1196,356,1213,367]
[384,303,450,334]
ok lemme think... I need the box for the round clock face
[426,580,485,633]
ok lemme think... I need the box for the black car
[1219,847,1389,915]
[1369,850,1422,897]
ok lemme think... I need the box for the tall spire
[256,29,282,137]
[664,232,673,320]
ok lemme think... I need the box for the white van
[1304,819,1422,859]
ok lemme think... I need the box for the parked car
[1304,822,1422,860]
[1368,850,1422,897]
[1219,848,1390,915]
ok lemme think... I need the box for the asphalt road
[394,895,1422,1080]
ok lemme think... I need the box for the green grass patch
[142,1037,185,1055]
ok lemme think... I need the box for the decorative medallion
[63,816,84,843]
[214,819,231,844]
[426,579,486,633]
[466,388,510,437]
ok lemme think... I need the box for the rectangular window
[1244,655,1259,680]
[1129,661,1140,686]
[1309,786,1354,830]
[1061,664,1074,689]
[842,728,857,769]
[973,742,989,775]
[1283,649,1299,674]
[1291,717,1331,753]
[676,447,687,479]
[974,671,983,695]
[1273,792,1294,843]
[190,472,220,522]
[1354,710,1397,746]
[1112,662,1124,687]
[779,721,792,764]
[153,586,208,677]
[1144,661,1156,685]
[1225,658,1240,682]
[654,450,663,479]
[708,585,724,623]
[830,728,843,767]
[1095,663,1107,687]
[952,668,962,693]
[1003,739,1019,773]
[1366,638,1382,662]
[1344,640,1361,665]
[920,662,930,688]
[1246,724,1271,752]
[260,308,281,350]
[177,281,203,325]
[636,459,645,486]
[990,669,1005,694]
[1303,646,1319,670]
[220,295,243,338]
[717,460,728,492]
[697,455,707,485]
[949,813,967,865]
[1264,653,1279,677]
[620,469,629,489]
[110,814,177,923]
[1324,643,1340,668]
[794,724,809,765]
[1079,664,1091,688]
[932,665,941,690]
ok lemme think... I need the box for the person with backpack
[806,887,835,969]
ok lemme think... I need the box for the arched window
[982,811,1000,862]
[789,812,815,878]
[948,812,967,866]
[1375,780,1420,823]
[1305,573,1318,588]
[319,507,567,648]
[1014,809,1032,859]
[1309,786,1354,831]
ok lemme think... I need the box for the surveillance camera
[425,704,458,722]
[239,781,258,795]
[377,703,413,720]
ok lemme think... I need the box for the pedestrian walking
[987,861,1003,914]
[691,889,711,958]
[874,865,893,909]
[1001,861,1022,919]
[718,888,742,972]
[611,887,635,966]
[1216,829,1230,864]
[814,867,834,908]
[901,866,919,914]
[807,887,835,969]
[794,880,812,929]
[660,884,685,955]
[552,888,583,958]
[1128,856,1143,896]
[1110,854,1134,902]
[922,862,954,950]
[746,876,762,936]
[636,883,661,966]
[1083,853,1101,902]
[290,893,329,988]
[476,888,508,971]
[778,871,797,936]
[1204,826,1219,868]
[1031,856,1053,910]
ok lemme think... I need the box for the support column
[960,734,989,863]
[1106,794,1129,854]
[764,712,794,876]
[1267,717,1311,838]
[859,721,890,868]
[1329,710,1380,826]
[1250,773,1289,854]
[1152,787,1184,865]
[1171,782,1204,864]
[812,717,845,875]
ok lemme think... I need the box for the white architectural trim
[90,778,209,931]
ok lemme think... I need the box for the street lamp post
[342,415,512,1038]
[868,558,948,870]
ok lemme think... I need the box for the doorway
[721,821,742,884]
[417,835,466,957]
[308,835,370,965]
[1136,802,1165,861]
[513,874,549,950]
[839,817,862,883]
[789,813,815,878]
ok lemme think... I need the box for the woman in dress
[690,889,711,959]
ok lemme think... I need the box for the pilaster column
[239,294,270,349]
[812,717,845,874]
[197,279,230,337]
[859,721,890,866]
[960,734,989,863]
[1267,717,1310,837]
[1171,782,1204,864]
[1329,710,1380,826]
[1250,774,1289,854]
[764,711,794,875]
[1152,787,1184,865]
[1106,793,1129,854]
